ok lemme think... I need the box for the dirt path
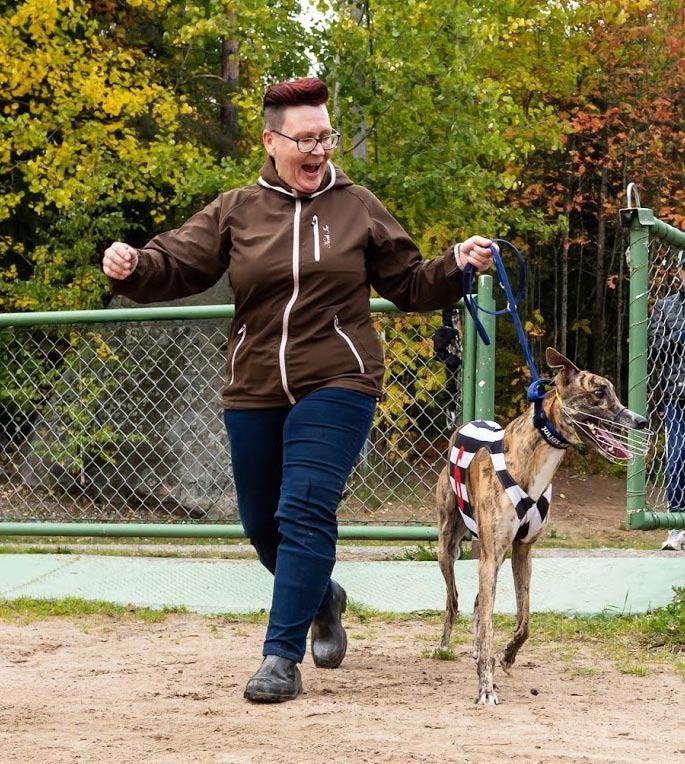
[1,614,682,763]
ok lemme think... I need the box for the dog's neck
[503,393,569,501]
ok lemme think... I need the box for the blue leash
[462,240,570,448]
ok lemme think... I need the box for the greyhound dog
[435,347,648,705]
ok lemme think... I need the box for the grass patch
[346,599,409,622]
[399,543,438,561]
[426,646,456,661]
[0,596,187,623]
[0,543,258,560]
[210,610,269,624]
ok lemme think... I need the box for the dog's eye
[594,387,606,399]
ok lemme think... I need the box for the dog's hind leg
[501,539,533,672]
[436,466,466,650]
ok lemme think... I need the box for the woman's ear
[262,129,275,157]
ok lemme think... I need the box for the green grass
[0,589,682,674]
[398,542,439,561]
[426,646,456,660]
[0,596,187,623]
[0,543,258,560]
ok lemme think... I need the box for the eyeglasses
[270,129,341,153]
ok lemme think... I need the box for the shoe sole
[244,682,302,703]
[244,689,301,703]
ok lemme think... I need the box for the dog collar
[532,397,571,450]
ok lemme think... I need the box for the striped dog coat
[448,420,551,544]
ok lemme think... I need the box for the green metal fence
[0,278,495,540]
[622,185,685,531]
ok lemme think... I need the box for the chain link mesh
[0,311,462,526]
[646,239,685,510]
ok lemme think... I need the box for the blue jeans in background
[224,387,376,662]
[664,401,685,512]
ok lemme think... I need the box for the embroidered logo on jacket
[448,420,551,544]
[322,223,331,249]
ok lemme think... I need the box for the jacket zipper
[334,315,365,373]
[228,324,246,386]
[279,198,301,405]
[312,215,320,262]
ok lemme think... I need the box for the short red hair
[263,78,329,129]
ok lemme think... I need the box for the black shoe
[243,655,302,703]
[311,580,348,669]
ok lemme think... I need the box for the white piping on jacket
[312,215,320,262]
[228,324,246,386]
[334,315,365,374]
[278,198,301,404]
[256,161,337,404]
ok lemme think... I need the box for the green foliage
[0,0,312,312]
[320,0,563,242]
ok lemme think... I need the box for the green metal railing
[0,279,495,540]
[622,192,685,530]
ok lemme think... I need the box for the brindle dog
[435,347,647,705]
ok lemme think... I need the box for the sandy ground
[1,614,683,764]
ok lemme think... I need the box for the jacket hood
[257,157,353,198]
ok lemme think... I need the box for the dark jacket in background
[649,289,685,400]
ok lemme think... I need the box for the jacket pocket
[312,215,320,262]
[228,324,247,386]
[334,315,365,373]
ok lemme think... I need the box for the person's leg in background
[662,400,685,550]
[245,387,375,701]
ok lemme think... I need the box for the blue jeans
[224,387,376,662]
[665,402,685,512]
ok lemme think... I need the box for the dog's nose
[634,415,648,429]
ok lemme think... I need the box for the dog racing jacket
[448,420,551,544]
[109,159,464,409]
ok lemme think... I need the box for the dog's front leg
[501,539,533,672]
[475,552,500,705]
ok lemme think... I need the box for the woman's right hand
[102,242,139,280]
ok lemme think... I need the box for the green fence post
[475,274,495,420]
[624,208,651,513]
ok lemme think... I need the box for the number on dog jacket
[448,420,551,543]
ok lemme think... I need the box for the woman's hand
[456,236,493,272]
[102,242,139,280]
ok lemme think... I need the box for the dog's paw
[499,655,513,675]
[475,688,499,706]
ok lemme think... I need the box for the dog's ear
[545,347,580,382]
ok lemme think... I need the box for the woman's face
[262,104,334,194]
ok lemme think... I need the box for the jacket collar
[257,157,337,199]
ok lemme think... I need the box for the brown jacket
[111,159,464,408]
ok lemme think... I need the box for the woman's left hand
[456,236,494,272]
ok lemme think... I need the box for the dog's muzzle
[562,405,652,464]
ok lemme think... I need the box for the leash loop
[463,239,552,401]
[462,239,570,448]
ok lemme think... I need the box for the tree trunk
[219,13,239,157]
[560,138,575,356]
[590,164,608,373]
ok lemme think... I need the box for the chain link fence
[0,307,465,527]
[646,239,685,511]
[624,193,685,527]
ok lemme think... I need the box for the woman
[103,77,493,703]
